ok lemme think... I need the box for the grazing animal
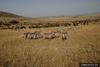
[24,32,30,39]
[24,31,40,39]
[62,33,67,40]
[43,32,52,39]
[52,31,60,38]
[30,32,39,39]
[12,25,20,31]
[61,31,68,40]
[43,32,55,39]
[30,32,36,39]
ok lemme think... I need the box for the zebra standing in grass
[24,32,40,39]
[60,28,68,40]
[24,32,30,39]
[30,32,39,39]
[62,32,67,40]
[43,32,53,39]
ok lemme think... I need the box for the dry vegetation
[0,14,100,29]
[0,24,100,67]
[0,13,100,67]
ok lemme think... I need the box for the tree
[0,21,4,25]
[5,23,10,29]
[9,20,19,25]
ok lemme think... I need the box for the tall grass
[0,24,100,67]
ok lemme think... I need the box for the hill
[0,11,21,17]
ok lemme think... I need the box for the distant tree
[9,20,19,25]
[0,21,4,25]
[64,23,71,27]
[20,26,26,29]
[5,23,10,29]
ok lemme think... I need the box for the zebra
[62,33,67,40]
[24,32,30,39]
[43,32,53,39]
[43,32,57,39]
[24,31,40,39]
[61,31,68,40]
[30,32,39,39]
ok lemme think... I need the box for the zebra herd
[23,18,100,40]
[24,32,40,39]
[23,30,67,40]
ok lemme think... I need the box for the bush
[0,21,4,25]
[20,26,26,29]
[9,20,19,25]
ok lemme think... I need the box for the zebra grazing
[30,32,39,39]
[24,32,30,39]
[24,32,40,39]
[52,31,60,38]
[43,32,53,39]
[43,32,57,39]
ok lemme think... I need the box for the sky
[0,0,100,17]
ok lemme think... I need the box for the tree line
[0,18,100,29]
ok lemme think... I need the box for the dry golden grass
[0,24,100,67]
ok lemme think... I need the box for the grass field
[0,24,100,67]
